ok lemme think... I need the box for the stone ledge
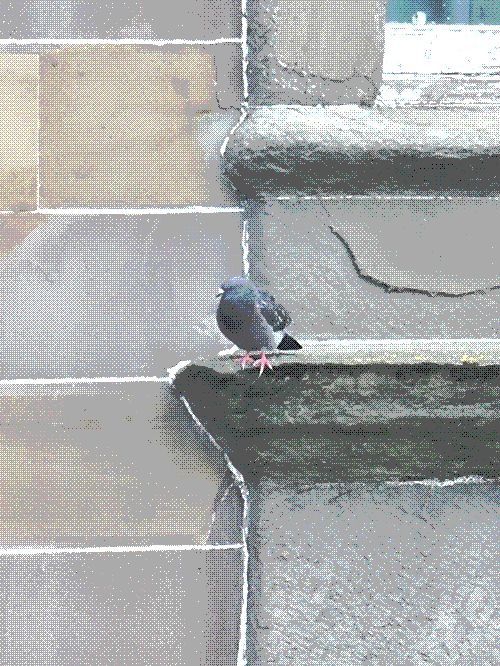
[222,105,500,197]
[173,340,500,481]
[379,75,500,107]
[193,339,500,373]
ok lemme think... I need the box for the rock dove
[216,276,302,376]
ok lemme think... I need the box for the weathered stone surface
[379,74,500,107]
[0,385,241,665]
[246,0,384,105]
[0,213,243,378]
[0,382,228,546]
[205,547,245,666]
[222,106,500,196]
[0,54,37,211]
[323,197,500,293]
[194,339,500,372]
[174,343,500,481]
[246,477,500,664]
[2,548,209,664]
[0,214,48,262]
[39,44,242,207]
[225,200,500,340]
[174,339,500,665]
[241,198,500,295]
[0,0,241,40]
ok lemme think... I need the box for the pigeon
[216,276,302,376]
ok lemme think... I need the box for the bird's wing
[257,289,292,332]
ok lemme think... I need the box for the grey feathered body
[216,278,294,352]
[216,287,277,351]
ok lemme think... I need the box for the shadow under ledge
[172,340,500,484]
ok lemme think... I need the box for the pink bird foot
[237,352,254,369]
[253,352,273,376]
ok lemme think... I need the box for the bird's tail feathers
[277,333,302,350]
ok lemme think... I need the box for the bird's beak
[216,289,224,298]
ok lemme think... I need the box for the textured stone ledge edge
[222,105,500,196]
[183,339,500,376]
[173,339,500,481]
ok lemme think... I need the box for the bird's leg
[253,352,273,376]
[238,352,254,369]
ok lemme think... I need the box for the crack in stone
[329,226,500,299]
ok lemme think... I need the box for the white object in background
[412,11,427,25]
[384,25,500,74]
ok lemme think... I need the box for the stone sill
[196,339,500,371]
[173,339,500,482]
[378,75,500,107]
[222,104,500,197]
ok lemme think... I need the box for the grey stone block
[1,549,210,664]
[0,213,244,378]
[0,0,242,40]
[246,0,384,106]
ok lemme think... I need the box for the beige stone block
[0,214,47,261]
[39,45,226,207]
[0,55,38,211]
[0,384,228,546]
